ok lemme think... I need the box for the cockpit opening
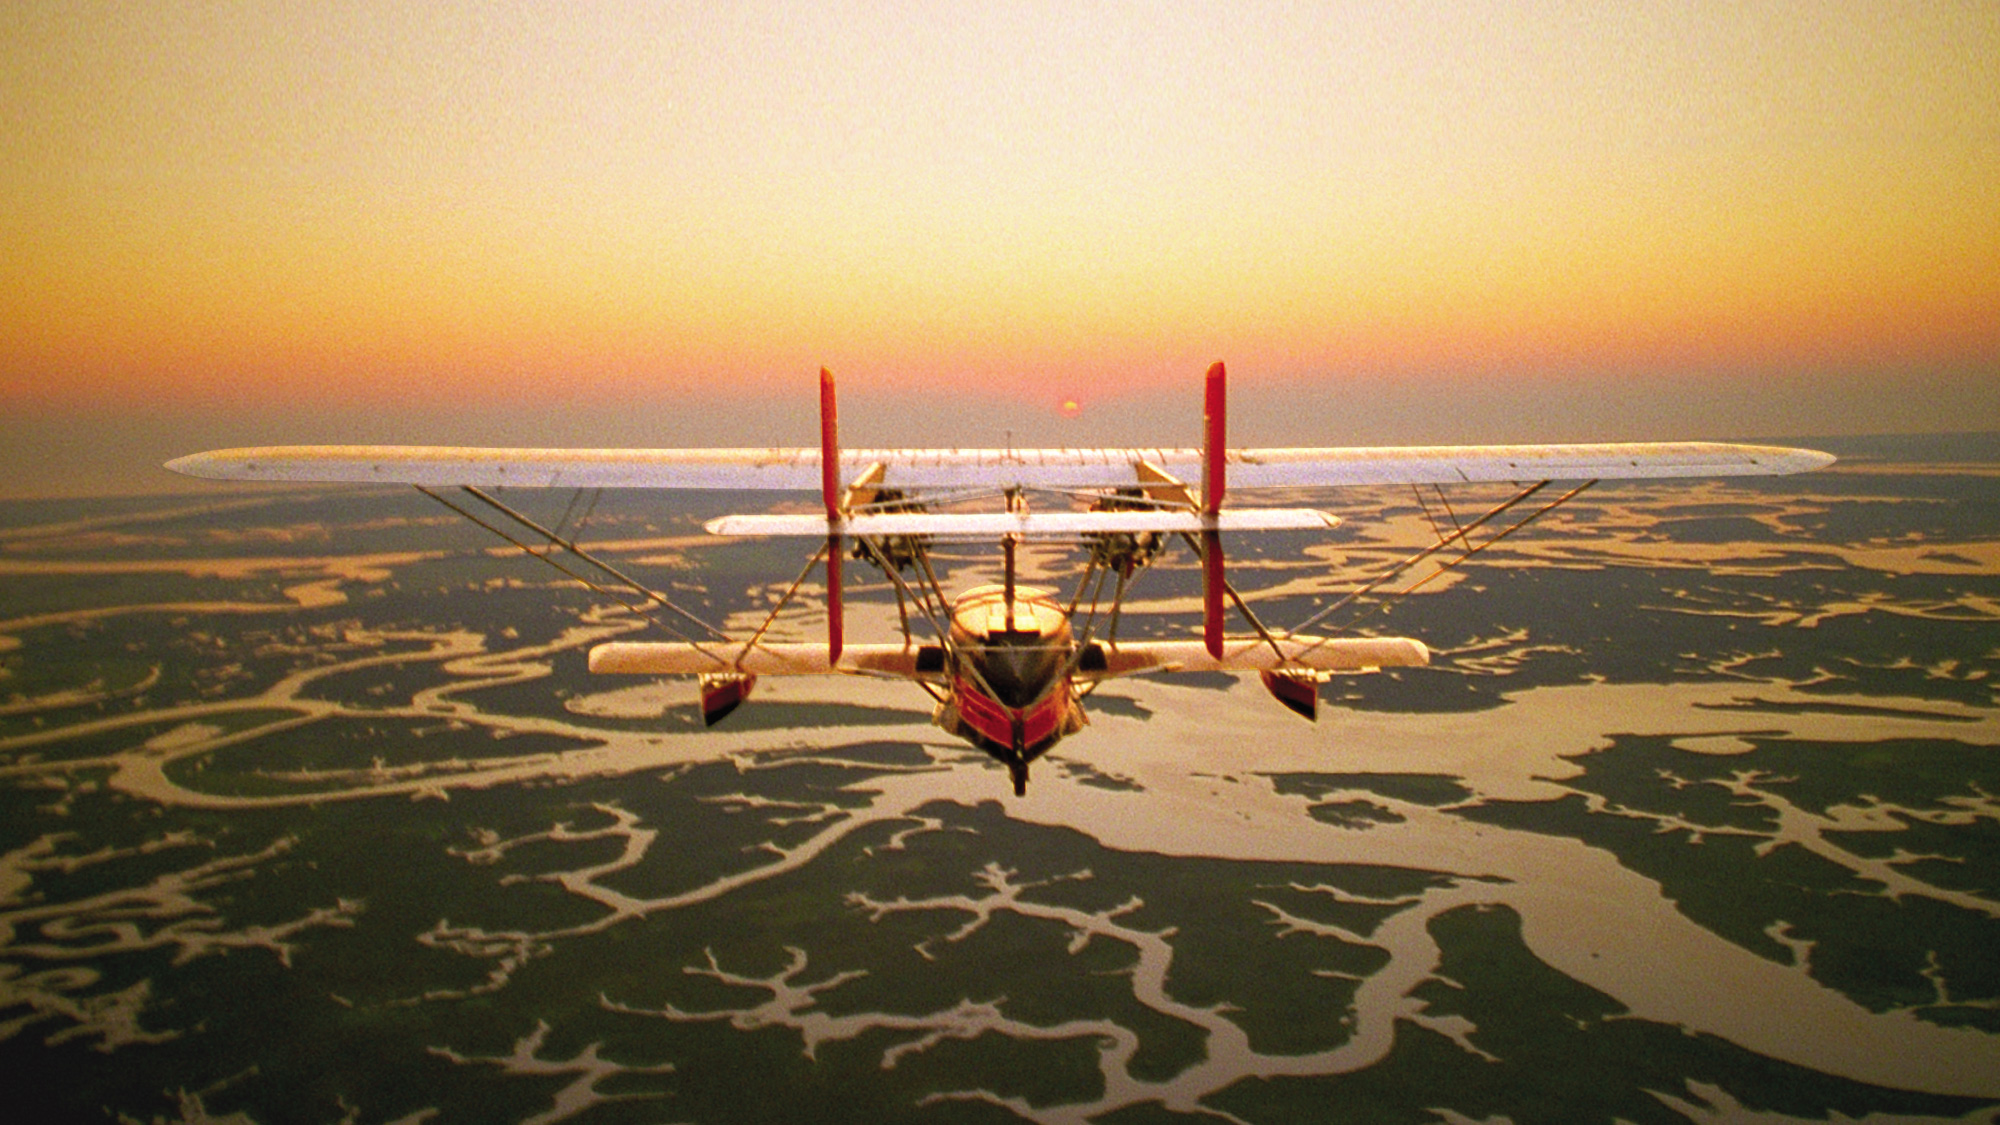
[964,632,1069,708]
[948,585,1074,709]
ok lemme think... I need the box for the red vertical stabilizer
[820,367,843,663]
[1202,361,1226,515]
[1201,361,1226,658]
[819,368,841,518]
[1202,533,1224,658]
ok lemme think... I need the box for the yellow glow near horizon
[3,2,1996,430]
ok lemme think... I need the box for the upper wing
[1211,442,1835,485]
[165,440,1832,490]
[165,446,833,489]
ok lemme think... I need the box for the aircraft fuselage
[934,585,1085,794]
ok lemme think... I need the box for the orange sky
[3,2,1997,494]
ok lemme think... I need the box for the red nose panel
[953,676,1070,751]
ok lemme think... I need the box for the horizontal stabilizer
[589,641,933,677]
[705,509,1339,538]
[1081,636,1429,678]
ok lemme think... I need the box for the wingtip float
[167,365,1833,794]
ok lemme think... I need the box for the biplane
[167,364,1834,794]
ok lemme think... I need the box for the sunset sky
[4,2,1996,496]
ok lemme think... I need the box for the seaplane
[167,364,1834,794]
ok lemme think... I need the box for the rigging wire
[1294,480,1596,655]
[458,486,728,641]
[1177,530,1288,661]
[1288,480,1550,640]
[413,485,725,660]
[738,539,831,661]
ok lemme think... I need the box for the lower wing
[586,636,1427,678]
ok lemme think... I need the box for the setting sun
[1,2,1995,496]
